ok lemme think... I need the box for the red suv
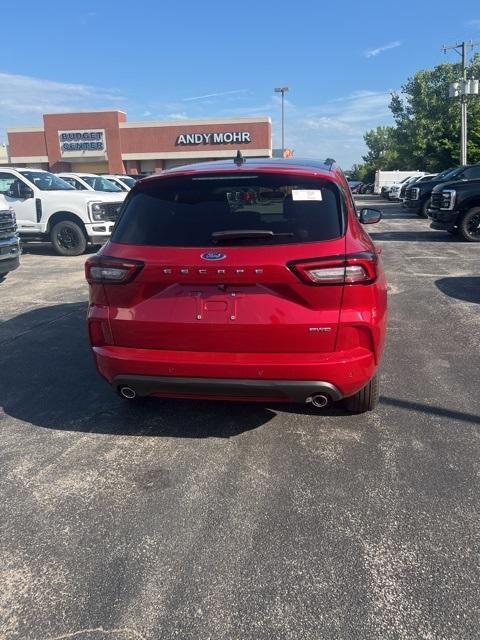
[85,158,387,413]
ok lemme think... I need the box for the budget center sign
[59,129,107,158]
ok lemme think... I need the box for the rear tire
[0,273,7,283]
[50,220,87,256]
[345,375,379,413]
[458,207,480,243]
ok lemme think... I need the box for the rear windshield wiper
[212,229,294,242]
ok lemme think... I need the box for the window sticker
[291,189,322,201]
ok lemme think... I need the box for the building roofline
[7,126,45,133]
[120,116,271,129]
[43,109,127,116]
[7,115,271,134]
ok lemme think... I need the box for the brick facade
[7,111,272,174]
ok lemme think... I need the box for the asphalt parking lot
[1,196,479,640]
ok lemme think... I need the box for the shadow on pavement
[369,230,454,242]
[435,277,480,305]
[20,243,98,256]
[3,303,478,435]
[0,302,279,437]
[379,212,417,220]
[381,397,480,426]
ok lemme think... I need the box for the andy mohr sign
[176,132,251,145]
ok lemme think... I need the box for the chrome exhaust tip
[119,385,137,400]
[307,393,329,408]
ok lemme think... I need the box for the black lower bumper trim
[0,256,20,275]
[430,221,456,231]
[113,375,343,403]
[405,202,420,212]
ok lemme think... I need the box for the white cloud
[0,71,123,123]
[364,41,401,58]
[80,11,96,24]
[166,112,189,120]
[180,88,393,166]
[0,70,393,169]
[281,90,394,167]
[0,71,125,142]
[183,89,248,102]
[302,117,356,134]
[465,18,480,29]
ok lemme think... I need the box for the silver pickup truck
[0,208,20,282]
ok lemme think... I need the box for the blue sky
[1,0,480,167]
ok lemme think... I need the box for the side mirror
[359,207,382,224]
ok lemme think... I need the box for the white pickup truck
[0,168,126,256]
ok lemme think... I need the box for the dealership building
[5,111,272,174]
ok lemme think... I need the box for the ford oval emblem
[201,252,226,261]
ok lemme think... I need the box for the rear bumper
[93,345,377,401]
[113,374,342,403]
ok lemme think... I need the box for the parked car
[347,180,362,192]
[358,183,374,195]
[428,177,480,242]
[375,170,425,194]
[0,168,126,256]
[85,157,388,413]
[404,166,480,217]
[399,174,437,203]
[57,172,125,194]
[0,207,20,282]
[102,175,137,191]
[388,175,418,201]
[380,186,390,199]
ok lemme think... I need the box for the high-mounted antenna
[234,150,245,166]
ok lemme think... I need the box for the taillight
[289,253,377,285]
[85,256,144,284]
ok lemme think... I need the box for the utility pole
[274,87,289,155]
[442,40,480,164]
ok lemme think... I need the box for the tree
[361,54,480,172]
[349,127,399,182]
[362,126,399,169]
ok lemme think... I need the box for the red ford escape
[85,157,387,413]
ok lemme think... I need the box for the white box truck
[374,170,425,195]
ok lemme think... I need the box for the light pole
[274,86,289,156]
[442,40,479,164]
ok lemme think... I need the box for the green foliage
[350,163,375,183]
[356,54,480,176]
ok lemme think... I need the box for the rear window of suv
[112,173,345,246]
